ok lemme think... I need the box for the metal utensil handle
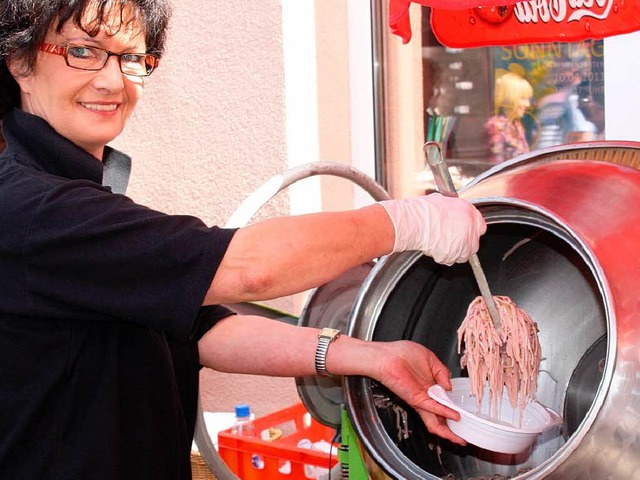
[467,256,502,330]
[423,141,502,331]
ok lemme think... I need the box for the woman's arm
[205,195,485,305]
[198,314,466,445]
[206,204,392,305]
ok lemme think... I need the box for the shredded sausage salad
[458,296,541,417]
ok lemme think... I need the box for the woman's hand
[380,193,486,265]
[367,340,467,446]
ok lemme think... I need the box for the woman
[0,1,486,478]
[485,72,534,163]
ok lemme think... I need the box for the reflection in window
[485,72,533,164]
[419,8,604,177]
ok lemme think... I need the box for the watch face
[320,328,341,340]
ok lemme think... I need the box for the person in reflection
[485,72,534,164]
[536,44,599,148]
[0,1,486,478]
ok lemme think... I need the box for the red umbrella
[389,0,640,47]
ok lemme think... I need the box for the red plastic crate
[217,403,339,479]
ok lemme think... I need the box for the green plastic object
[339,408,368,480]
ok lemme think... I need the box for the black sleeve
[192,304,237,341]
[166,305,237,441]
[24,180,237,340]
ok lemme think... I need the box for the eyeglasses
[39,43,159,77]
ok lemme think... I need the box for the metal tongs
[424,141,502,333]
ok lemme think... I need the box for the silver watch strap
[315,336,332,377]
[315,328,341,377]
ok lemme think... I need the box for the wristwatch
[315,328,342,377]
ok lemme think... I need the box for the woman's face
[9,11,147,159]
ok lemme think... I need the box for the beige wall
[316,0,353,212]
[113,0,289,228]
[383,3,425,199]
[112,1,358,419]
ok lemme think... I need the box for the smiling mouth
[81,103,119,112]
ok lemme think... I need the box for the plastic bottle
[231,404,264,468]
[231,403,255,437]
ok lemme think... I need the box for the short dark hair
[0,0,172,118]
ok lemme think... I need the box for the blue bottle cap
[235,403,251,418]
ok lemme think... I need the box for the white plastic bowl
[428,377,562,454]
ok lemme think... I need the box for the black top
[0,109,237,479]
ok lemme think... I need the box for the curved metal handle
[225,161,391,228]
[424,142,457,196]
[423,142,502,331]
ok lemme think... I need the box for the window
[375,4,605,193]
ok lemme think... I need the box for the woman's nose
[93,56,126,90]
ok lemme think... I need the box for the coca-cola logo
[514,0,614,24]
[429,0,634,47]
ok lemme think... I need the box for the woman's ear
[6,56,32,93]
[5,55,21,77]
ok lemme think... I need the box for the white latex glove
[379,193,486,265]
